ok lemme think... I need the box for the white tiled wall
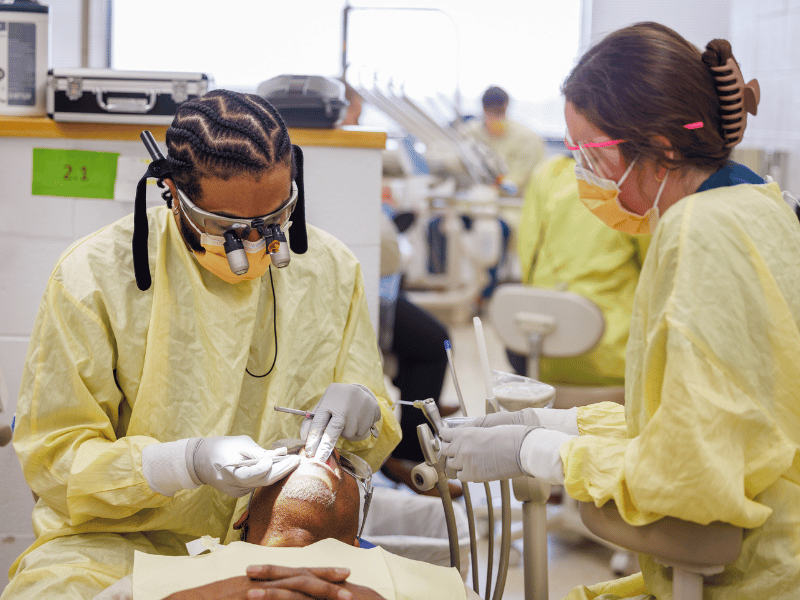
[586,0,732,49]
[730,0,800,195]
[587,0,800,196]
[0,135,383,589]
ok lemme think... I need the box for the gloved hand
[498,177,519,197]
[468,408,541,428]
[301,383,381,461]
[142,435,301,498]
[187,436,301,498]
[439,424,538,483]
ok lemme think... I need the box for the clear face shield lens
[564,133,625,176]
[338,449,373,540]
[177,181,299,239]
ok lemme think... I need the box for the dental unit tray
[46,68,213,124]
[257,74,348,128]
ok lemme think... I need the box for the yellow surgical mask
[193,233,273,284]
[178,206,276,284]
[485,119,507,137]
[575,159,667,236]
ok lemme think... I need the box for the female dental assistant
[2,90,400,600]
[441,22,800,599]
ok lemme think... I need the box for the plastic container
[361,486,471,579]
[257,74,348,128]
[492,369,556,411]
[0,0,49,116]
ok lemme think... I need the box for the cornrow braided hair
[166,89,293,200]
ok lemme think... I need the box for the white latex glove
[301,383,381,461]
[141,436,301,498]
[518,428,576,485]
[469,407,579,436]
[187,436,301,497]
[439,424,539,483]
[469,408,542,428]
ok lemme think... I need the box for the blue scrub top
[696,161,764,193]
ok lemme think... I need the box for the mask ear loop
[615,157,638,188]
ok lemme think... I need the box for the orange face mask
[179,205,278,284]
[574,159,666,236]
[193,233,273,284]
[485,119,507,137]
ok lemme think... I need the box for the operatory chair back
[487,284,624,407]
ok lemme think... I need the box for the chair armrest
[578,501,743,568]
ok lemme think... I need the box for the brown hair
[562,22,739,173]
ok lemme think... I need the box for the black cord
[246,266,278,378]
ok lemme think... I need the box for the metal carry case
[257,74,347,128]
[46,68,213,124]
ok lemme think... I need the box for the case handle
[95,89,157,113]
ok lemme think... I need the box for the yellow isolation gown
[3,206,401,599]
[561,181,800,599]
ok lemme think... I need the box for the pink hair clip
[684,122,704,130]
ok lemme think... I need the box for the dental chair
[486,284,635,575]
[486,284,624,409]
[578,501,743,600]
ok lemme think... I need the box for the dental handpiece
[397,399,444,435]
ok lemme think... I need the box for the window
[112,0,580,137]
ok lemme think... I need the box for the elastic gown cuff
[518,428,576,485]
[142,439,201,497]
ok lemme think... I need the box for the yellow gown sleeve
[560,188,800,529]
[15,271,169,526]
[561,572,647,600]
[576,402,627,438]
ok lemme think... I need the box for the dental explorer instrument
[273,406,379,437]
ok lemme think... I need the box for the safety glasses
[564,133,625,175]
[565,122,704,175]
[176,181,298,239]
[337,449,374,540]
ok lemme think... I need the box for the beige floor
[381,317,629,600]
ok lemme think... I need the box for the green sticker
[32,148,120,200]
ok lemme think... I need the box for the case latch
[66,77,83,101]
[171,80,189,104]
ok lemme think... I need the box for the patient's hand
[163,565,386,600]
[246,564,386,600]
